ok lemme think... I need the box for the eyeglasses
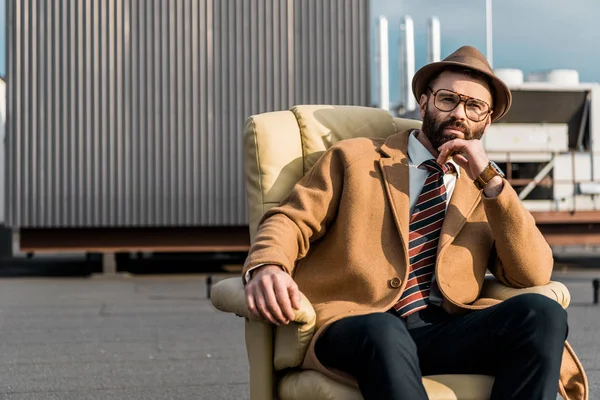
[428,87,492,122]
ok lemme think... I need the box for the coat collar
[377,129,482,264]
[377,129,410,162]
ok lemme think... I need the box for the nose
[448,101,468,120]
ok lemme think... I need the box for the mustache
[439,118,468,134]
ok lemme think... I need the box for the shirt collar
[407,130,461,177]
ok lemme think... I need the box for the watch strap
[474,161,504,190]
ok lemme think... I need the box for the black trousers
[315,293,568,400]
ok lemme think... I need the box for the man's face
[419,71,493,151]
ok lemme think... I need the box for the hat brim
[412,60,512,122]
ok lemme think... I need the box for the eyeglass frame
[427,86,493,122]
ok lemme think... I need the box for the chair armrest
[210,277,316,324]
[211,277,317,371]
[210,277,254,319]
[480,275,571,309]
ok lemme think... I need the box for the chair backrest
[243,104,422,242]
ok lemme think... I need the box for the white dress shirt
[406,130,460,214]
[244,130,461,283]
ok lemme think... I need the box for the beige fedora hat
[412,45,512,122]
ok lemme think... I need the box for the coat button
[389,277,402,288]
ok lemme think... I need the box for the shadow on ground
[0,252,248,277]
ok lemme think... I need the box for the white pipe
[401,16,415,112]
[428,17,441,63]
[377,16,390,111]
[486,0,493,67]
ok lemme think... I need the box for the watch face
[490,161,506,177]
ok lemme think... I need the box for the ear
[419,94,428,119]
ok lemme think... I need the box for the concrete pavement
[0,271,597,399]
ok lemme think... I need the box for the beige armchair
[210,105,571,400]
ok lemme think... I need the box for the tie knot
[421,159,454,175]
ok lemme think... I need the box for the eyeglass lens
[434,90,489,122]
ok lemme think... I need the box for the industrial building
[3,0,370,271]
[3,2,600,273]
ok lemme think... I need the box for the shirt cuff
[243,263,286,283]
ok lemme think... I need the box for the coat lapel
[377,129,482,257]
[438,171,482,250]
[379,158,410,256]
[378,131,411,263]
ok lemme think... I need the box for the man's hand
[245,265,302,325]
[436,138,489,180]
[436,138,504,197]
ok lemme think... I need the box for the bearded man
[242,46,587,400]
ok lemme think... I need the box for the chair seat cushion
[279,369,494,400]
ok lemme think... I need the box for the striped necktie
[393,159,454,318]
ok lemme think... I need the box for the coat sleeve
[482,179,553,288]
[241,145,347,281]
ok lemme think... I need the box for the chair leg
[206,275,213,298]
[245,320,276,400]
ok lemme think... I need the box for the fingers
[437,147,459,165]
[437,138,491,181]
[289,282,302,310]
[245,271,298,325]
[263,278,290,324]
[437,138,468,157]
[246,287,275,323]
[246,282,277,324]
[273,279,295,322]
[437,141,459,164]
[438,139,487,167]
[255,292,278,325]
[246,290,258,318]
[438,138,466,152]
[452,154,469,169]
[437,151,452,165]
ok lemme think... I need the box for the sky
[370,0,600,105]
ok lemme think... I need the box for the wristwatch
[474,161,505,190]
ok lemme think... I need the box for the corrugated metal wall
[6,0,370,228]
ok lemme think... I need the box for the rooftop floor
[0,269,597,399]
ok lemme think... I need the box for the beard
[421,106,486,150]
